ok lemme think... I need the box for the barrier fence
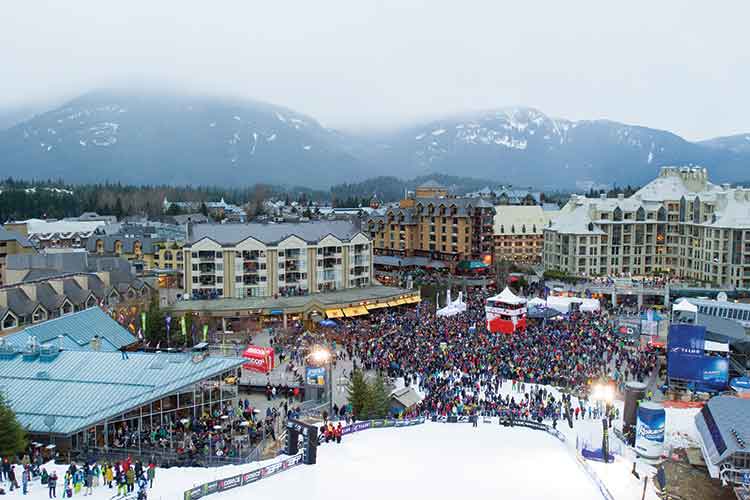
[183,453,304,500]
[182,417,425,500]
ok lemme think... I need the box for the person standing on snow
[48,470,58,498]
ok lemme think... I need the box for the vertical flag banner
[141,312,147,336]
[166,315,172,346]
[181,315,187,338]
[202,324,209,342]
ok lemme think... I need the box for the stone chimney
[20,284,37,302]
[617,193,625,200]
[0,290,7,308]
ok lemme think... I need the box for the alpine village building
[365,181,496,268]
[543,166,750,287]
[183,220,372,299]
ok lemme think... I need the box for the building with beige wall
[543,166,750,287]
[0,227,37,286]
[183,221,372,299]
[494,205,556,264]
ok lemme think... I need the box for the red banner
[242,346,275,373]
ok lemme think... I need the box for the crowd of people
[289,285,657,429]
[0,455,155,498]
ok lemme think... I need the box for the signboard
[668,324,729,390]
[667,324,705,380]
[635,402,665,459]
[242,345,275,373]
[616,316,641,339]
[184,454,303,500]
[730,377,750,393]
[305,367,326,386]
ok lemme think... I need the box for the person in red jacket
[334,422,343,444]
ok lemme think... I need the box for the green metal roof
[2,307,136,352]
[0,350,244,435]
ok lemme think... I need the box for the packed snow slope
[212,423,601,500]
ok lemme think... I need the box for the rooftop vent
[39,344,61,362]
[22,336,40,361]
[0,338,19,360]
[35,371,50,380]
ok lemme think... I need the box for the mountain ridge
[0,90,747,189]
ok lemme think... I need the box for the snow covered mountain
[0,90,370,188]
[0,94,747,189]
[699,133,750,154]
[360,108,750,189]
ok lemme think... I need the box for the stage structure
[485,287,527,334]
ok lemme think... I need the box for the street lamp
[591,383,615,464]
[308,347,333,418]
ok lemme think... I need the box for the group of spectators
[1,455,154,499]
[300,285,656,428]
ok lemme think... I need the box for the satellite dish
[717,292,728,302]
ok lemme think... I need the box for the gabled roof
[2,307,135,352]
[187,221,363,246]
[696,396,750,465]
[35,283,68,311]
[390,387,422,408]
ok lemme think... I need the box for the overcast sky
[1,1,747,140]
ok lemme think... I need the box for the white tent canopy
[437,289,467,317]
[488,287,527,305]
[673,299,698,314]
[528,297,547,307]
[544,296,600,313]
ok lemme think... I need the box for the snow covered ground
[5,380,701,500]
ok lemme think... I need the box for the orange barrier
[662,400,705,409]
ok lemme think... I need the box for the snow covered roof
[493,205,551,235]
[13,218,107,235]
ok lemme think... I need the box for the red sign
[242,345,275,373]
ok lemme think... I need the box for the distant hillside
[1,91,749,189]
[0,90,371,188]
[699,133,750,154]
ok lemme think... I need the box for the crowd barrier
[341,416,426,436]
[183,453,304,500]
[183,417,425,500]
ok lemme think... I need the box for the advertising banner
[616,317,641,339]
[697,357,729,390]
[242,345,275,373]
[305,367,326,386]
[342,421,371,435]
[730,377,750,393]
[667,324,706,381]
[635,402,665,459]
[184,454,303,500]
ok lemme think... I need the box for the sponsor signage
[667,324,728,390]
[242,345,275,373]
[183,454,304,500]
[635,402,665,459]
[305,366,326,386]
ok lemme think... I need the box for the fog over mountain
[1,90,748,189]
[1,1,749,142]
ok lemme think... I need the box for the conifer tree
[369,374,392,419]
[346,369,370,419]
[0,393,26,458]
